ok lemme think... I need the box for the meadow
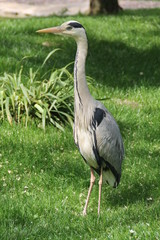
[0,9,160,239]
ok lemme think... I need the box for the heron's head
[37,20,86,41]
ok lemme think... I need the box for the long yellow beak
[36,26,63,34]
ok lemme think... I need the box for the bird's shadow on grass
[106,178,159,207]
[104,146,160,207]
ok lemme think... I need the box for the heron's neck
[74,36,91,109]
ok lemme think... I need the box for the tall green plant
[0,50,74,131]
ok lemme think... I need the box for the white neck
[74,35,92,110]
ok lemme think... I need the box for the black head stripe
[68,22,84,29]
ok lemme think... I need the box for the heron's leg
[83,167,95,216]
[98,166,103,215]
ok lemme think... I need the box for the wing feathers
[90,106,124,186]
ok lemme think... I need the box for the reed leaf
[20,84,31,104]
[0,91,4,119]
[5,97,12,125]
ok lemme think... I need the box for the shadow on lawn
[105,147,160,207]
[87,39,160,89]
[35,36,160,89]
[107,179,158,208]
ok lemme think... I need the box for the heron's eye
[66,26,72,31]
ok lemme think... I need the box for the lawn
[0,9,160,239]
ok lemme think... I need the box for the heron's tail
[103,168,120,188]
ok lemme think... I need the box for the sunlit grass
[0,9,160,239]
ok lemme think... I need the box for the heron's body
[37,20,124,215]
[74,98,123,187]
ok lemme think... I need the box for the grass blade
[50,118,64,131]
[23,96,29,127]
[42,108,46,131]
[42,49,60,68]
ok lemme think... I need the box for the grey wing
[92,105,124,177]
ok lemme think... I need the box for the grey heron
[37,20,124,215]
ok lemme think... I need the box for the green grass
[0,9,160,239]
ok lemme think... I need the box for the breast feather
[77,128,98,169]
